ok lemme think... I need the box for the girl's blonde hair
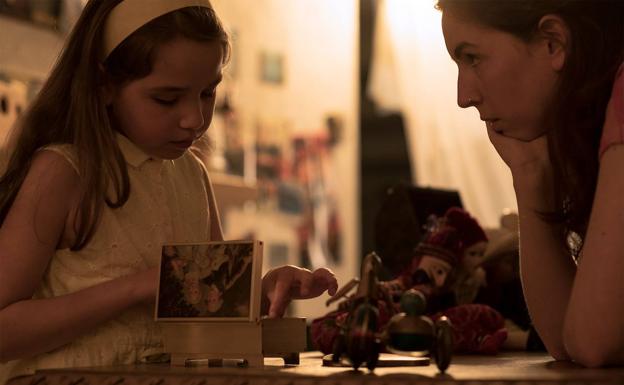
[0,0,230,250]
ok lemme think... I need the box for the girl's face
[441,10,560,141]
[109,37,224,159]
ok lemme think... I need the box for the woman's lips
[485,119,502,133]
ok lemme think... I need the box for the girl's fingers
[298,270,314,297]
[268,276,292,318]
[313,268,338,296]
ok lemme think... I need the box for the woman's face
[441,10,561,141]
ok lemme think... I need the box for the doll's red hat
[415,225,461,266]
[444,207,488,251]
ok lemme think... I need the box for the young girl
[0,0,337,382]
[437,0,624,367]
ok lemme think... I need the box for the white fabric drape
[368,0,517,227]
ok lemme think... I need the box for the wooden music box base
[161,317,306,367]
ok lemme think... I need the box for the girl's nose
[179,100,205,131]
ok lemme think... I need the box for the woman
[437,0,624,367]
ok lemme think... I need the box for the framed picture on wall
[259,51,284,84]
[156,240,263,322]
[0,0,60,29]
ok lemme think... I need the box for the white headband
[103,0,214,59]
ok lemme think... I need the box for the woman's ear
[537,14,570,72]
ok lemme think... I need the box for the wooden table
[16,352,624,385]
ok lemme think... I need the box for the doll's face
[170,258,187,280]
[418,255,453,288]
[462,241,487,271]
[204,283,224,313]
[183,271,202,305]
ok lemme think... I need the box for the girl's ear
[98,64,115,105]
[537,15,570,72]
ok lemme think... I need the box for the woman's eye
[463,53,480,67]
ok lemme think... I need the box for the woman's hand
[487,127,550,175]
[488,127,556,209]
[261,265,338,318]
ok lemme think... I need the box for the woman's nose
[457,74,480,108]
[458,95,477,108]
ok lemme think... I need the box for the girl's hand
[487,127,550,176]
[261,265,338,318]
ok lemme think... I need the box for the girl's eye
[153,97,177,106]
[201,89,217,99]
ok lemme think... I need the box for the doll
[312,207,507,355]
[444,207,489,305]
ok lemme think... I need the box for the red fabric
[311,299,507,355]
[444,207,488,251]
[416,226,462,266]
[432,304,507,354]
[311,309,345,354]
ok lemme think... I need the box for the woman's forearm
[513,168,577,360]
[562,148,624,366]
[0,268,156,362]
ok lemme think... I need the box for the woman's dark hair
[0,0,229,251]
[436,0,624,257]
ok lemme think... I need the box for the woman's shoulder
[598,63,624,159]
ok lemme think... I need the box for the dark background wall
[359,0,413,272]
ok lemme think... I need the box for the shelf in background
[210,172,257,213]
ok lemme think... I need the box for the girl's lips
[171,139,194,148]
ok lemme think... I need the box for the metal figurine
[326,252,453,373]
[384,289,453,373]
[326,252,386,370]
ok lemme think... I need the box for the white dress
[1,134,223,383]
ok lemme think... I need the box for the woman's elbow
[566,345,620,368]
[563,322,623,367]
